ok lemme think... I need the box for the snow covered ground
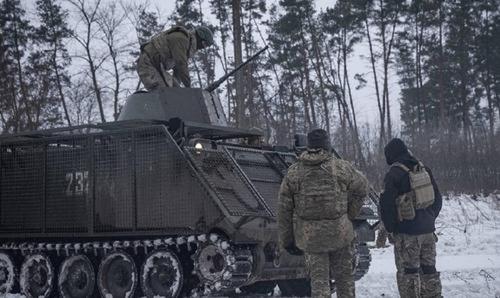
[6,194,500,298]
[355,194,500,298]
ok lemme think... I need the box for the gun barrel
[205,45,269,92]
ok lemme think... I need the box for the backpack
[293,158,348,221]
[393,161,435,221]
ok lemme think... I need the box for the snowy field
[6,194,500,298]
[356,194,500,298]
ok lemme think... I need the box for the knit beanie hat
[307,129,331,151]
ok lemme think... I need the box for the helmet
[195,26,214,47]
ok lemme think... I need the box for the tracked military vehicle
[0,52,378,297]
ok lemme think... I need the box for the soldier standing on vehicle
[278,129,368,298]
[136,26,214,90]
[380,138,443,298]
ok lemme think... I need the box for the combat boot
[398,273,420,298]
[420,272,442,298]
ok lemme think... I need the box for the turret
[118,46,268,127]
[118,88,227,126]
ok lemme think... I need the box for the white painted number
[65,171,89,196]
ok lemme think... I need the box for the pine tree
[474,0,500,139]
[321,0,366,163]
[445,0,480,145]
[269,0,319,134]
[395,0,442,145]
[0,0,32,132]
[239,0,268,129]
[364,0,402,144]
[171,0,217,89]
[34,0,72,126]
[209,0,234,121]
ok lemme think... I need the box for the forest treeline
[1,0,499,193]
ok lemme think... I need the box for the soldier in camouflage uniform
[278,129,368,298]
[136,26,214,90]
[380,138,443,298]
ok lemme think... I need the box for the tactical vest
[294,159,348,221]
[393,161,435,221]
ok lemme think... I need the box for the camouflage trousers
[305,244,354,298]
[394,233,442,298]
[376,222,388,248]
[136,52,177,91]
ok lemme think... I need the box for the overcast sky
[21,0,401,131]
[150,0,402,131]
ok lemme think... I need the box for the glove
[285,244,303,256]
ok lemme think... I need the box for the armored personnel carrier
[0,56,378,298]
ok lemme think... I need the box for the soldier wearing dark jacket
[380,138,443,298]
[136,26,214,90]
[279,129,368,298]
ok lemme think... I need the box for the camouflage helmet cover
[195,26,214,47]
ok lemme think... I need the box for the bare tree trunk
[216,4,234,122]
[252,18,290,132]
[298,72,312,131]
[482,10,495,145]
[242,12,256,127]
[299,31,317,128]
[52,52,71,126]
[438,2,446,128]
[69,0,106,123]
[97,3,129,121]
[303,58,317,128]
[365,16,385,146]
[305,15,331,134]
[12,7,32,129]
[232,0,245,127]
[381,0,399,141]
[415,9,423,132]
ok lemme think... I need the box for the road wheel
[0,252,15,294]
[58,255,95,298]
[141,249,183,298]
[278,278,311,297]
[20,253,54,298]
[240,280,277,295]
[98,251,137,298]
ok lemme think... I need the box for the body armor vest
[393,161,435,221]
[294,159,348,221]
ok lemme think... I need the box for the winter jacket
[141,26,197,87]
[380,151,442,235]
[278,149,368,253]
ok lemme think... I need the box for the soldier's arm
[345,163,369,220]
[380,171,399,233]
[278,174,295,250]
[170,37,191,87]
